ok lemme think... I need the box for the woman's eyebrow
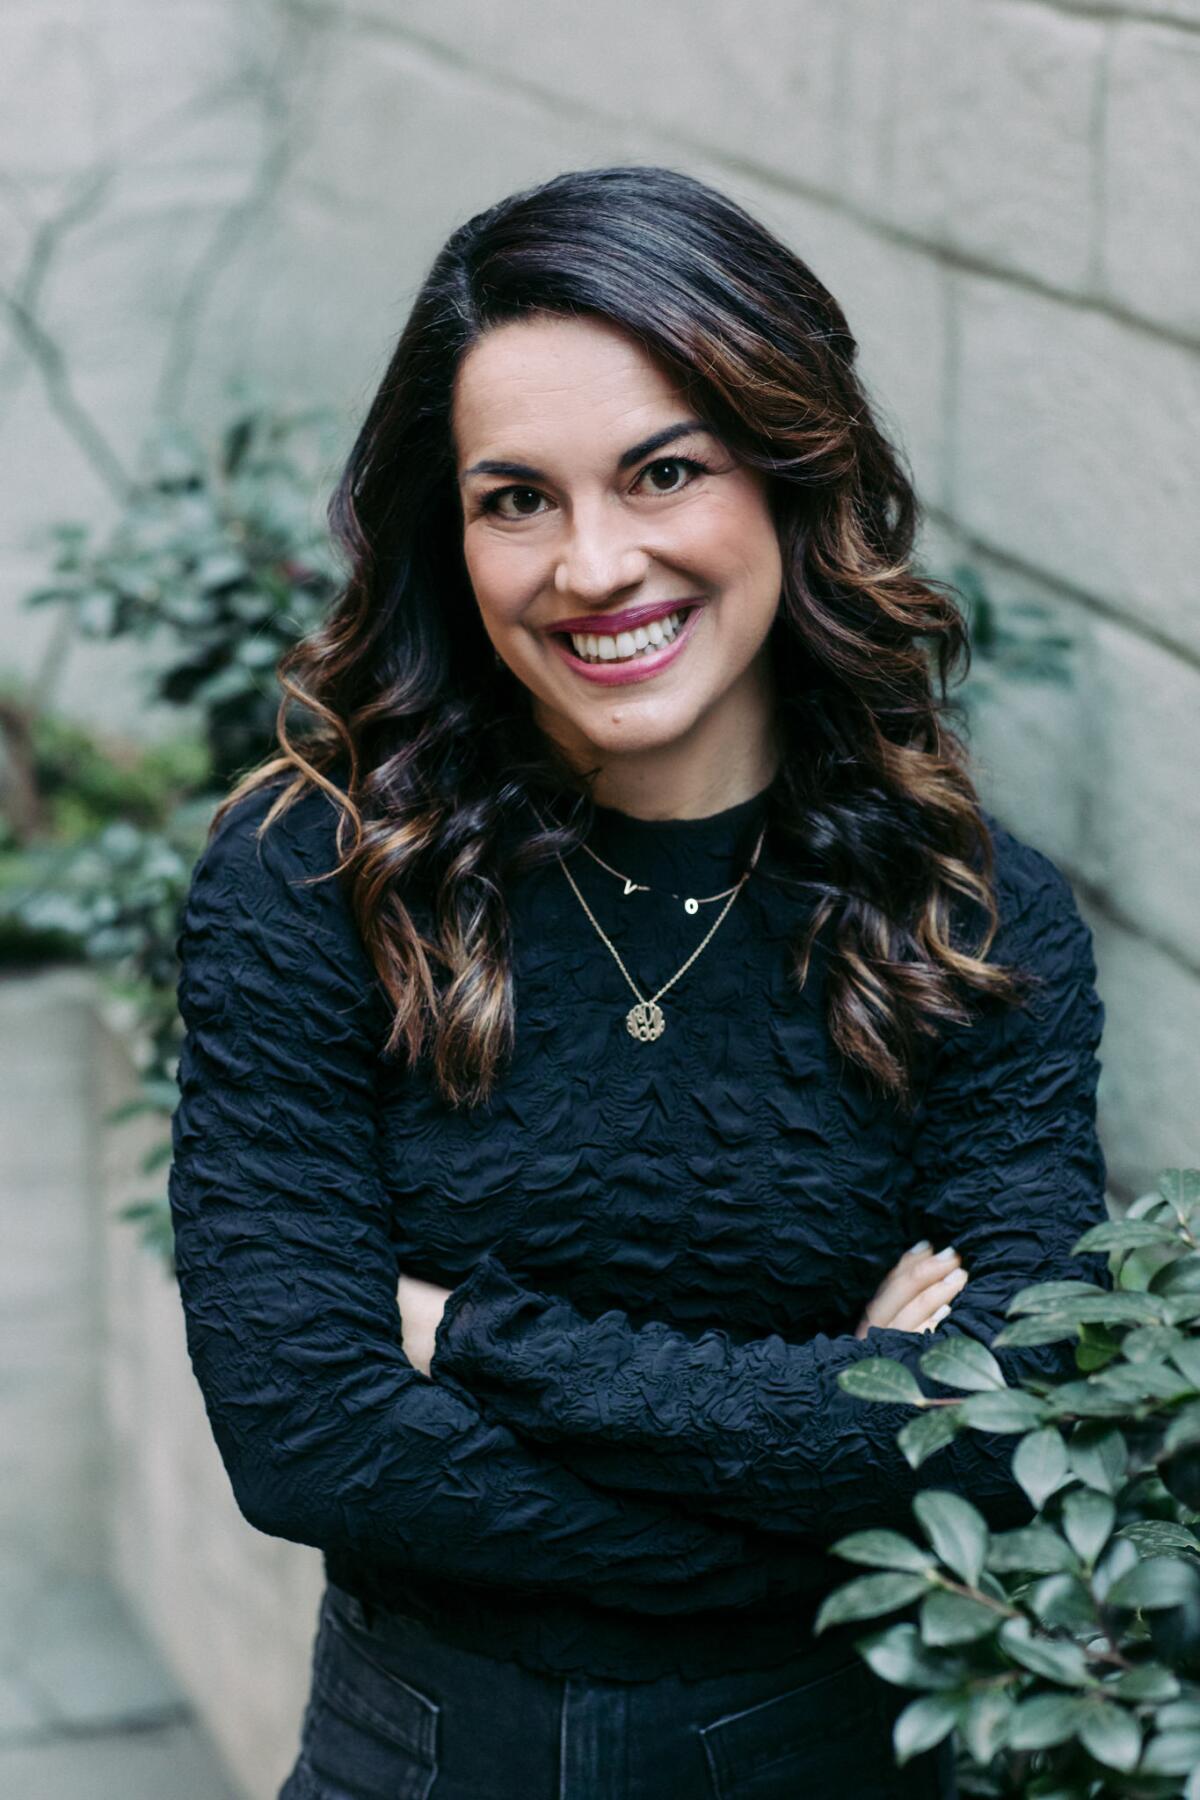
[459,419,713,484]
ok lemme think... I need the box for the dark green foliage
[821,1170,1200,1798]
[0,402,340,1266]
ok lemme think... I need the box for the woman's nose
[553,512,650,601]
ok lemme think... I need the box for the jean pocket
[299,1598,440,1800]
[699,1653,888,1800]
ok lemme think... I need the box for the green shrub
[818,1169,1200,1799]
[0,400,338,1264]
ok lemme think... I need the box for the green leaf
[1077,1698,1141,1771]
[1075,1321,1123,1372]
[1008,1283,1163,1324]
[1013,1428,1072,1509]
[919,1589,999,1645]
[837,1359,928,1406]
[1007,1692,1089,1749]
[1060,1490,1115,1566]
[1123,1324,1186,1364]
[1160,1701,1200,1730]
[919,1336,1006,1392]
[993,1316,1082,1349]
[1008,1279,1113,1313]
[1092,1361,1196,1403]
[893,1694,960,1765]
[998,1619,1093,1687]
[139,1139,174,1175]
[1064,1293,1168,1325]
[1170,1341,1200,1388]
[1093,1536,1138,1603]
[829,1530,936,1574]
[814,1572,930,1632]
[1152,1259,1200,1298]
[1107,1555,1200,1610]
[987,1525,1080,1574]
[897,1406,961,1470]
[1140,1728,1200,1775]
[1027,1573,1098,1633]
[1106,1663,1180,1702]
[1074,1219,1179,1253]
[1157,1169,1200,1219]
[1067,1423,1127,1494]
[958,1390,1050,1433]
[1116,1520,1200,1557]
[1163,1402,1200,1457]
[913,1490,989,1586]
[853,1622,969,1692]
[960,1686,1016,1765]
[1044,1381,1134,1419]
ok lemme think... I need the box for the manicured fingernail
[908,1239,931,1254]
[946,1267,968,1290]
[934,1245,957,1261]
[929,1303,950,1327]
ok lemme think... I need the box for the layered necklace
[530,797,767,1043]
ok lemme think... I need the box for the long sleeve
[430,836,1111,1542]
[166,779,803,1610]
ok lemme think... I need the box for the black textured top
[167,767,1110,1682]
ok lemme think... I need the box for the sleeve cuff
[430,1250,535,1381]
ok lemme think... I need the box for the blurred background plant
[819,1167,1200,1799]
[0,396,340,1265]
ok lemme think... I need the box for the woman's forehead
[452,318,687,466]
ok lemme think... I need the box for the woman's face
[451,313,783,791]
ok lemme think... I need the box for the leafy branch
[818,1169,1200,1798]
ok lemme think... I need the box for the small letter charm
[684,897,699,914]
[626,1000,666,1041]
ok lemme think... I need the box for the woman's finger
[888,1265,969,1332]
[855,1262,969,1339]
[865,1246,961,1324]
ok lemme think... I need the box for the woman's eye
[480,485,545,520]
[637,456,709,494]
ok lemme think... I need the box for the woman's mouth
[547,605,703,686]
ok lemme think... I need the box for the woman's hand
[397,1271,454,1377]
[854,1241,969,1339]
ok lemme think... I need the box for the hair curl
[209,162,1037,1112]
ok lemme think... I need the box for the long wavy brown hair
[209,162,1038,1113]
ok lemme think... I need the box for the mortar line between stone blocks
[924,507,1200,678]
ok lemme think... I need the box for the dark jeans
[278,1582,959,1799]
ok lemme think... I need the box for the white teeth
[568,609,688,663]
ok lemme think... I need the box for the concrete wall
[103,971,322,1798]
[0,970,109,1591]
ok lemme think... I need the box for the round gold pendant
[626,1000,665,1041]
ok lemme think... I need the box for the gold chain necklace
[572,839,744,914]
[530,801,767,1042]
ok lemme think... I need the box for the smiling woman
[167,163,1109,1800]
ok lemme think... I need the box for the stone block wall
[97,979,322,1800]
